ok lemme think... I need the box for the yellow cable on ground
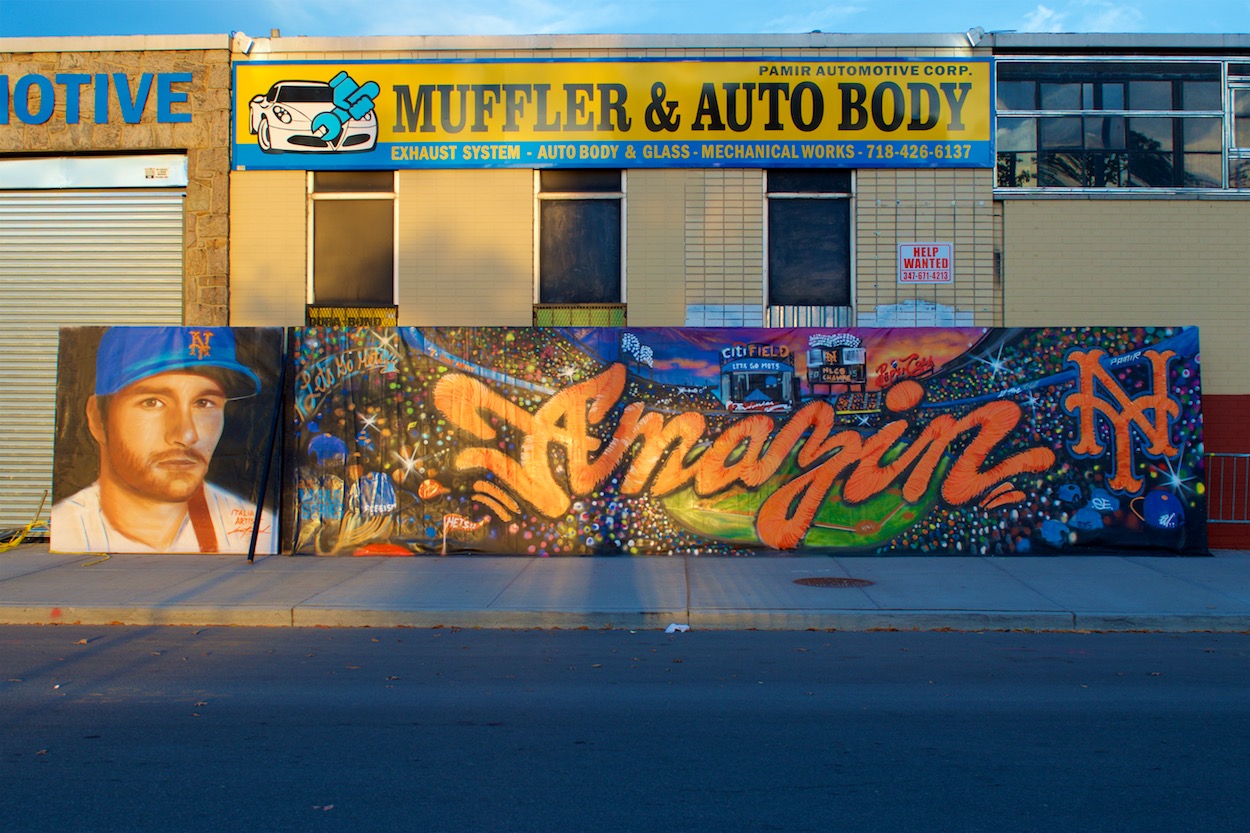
[0,491,49,553]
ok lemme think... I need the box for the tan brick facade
[1001,199,1250,395]
[397,169,533,326]
[227,38,983,330]
[228,171,307,326]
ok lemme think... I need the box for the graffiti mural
[286,326,1205,556]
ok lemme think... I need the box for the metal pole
[249,329,288,563]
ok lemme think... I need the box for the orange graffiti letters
[434,364,1056,549]
[1063,349,1179,493]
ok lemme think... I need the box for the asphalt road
[2,626,1247,833]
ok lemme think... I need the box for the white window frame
[306,170,399,305]
[764,170,855,326]
[533,169,627,305]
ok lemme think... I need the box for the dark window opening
[767,171,852,308]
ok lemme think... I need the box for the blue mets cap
[94,327,261,399]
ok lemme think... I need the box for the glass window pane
[1181,153,1222,188]
[540,169,622,193]
[1100,83,1125,110]
[1084,153,1127,187]
[1181,81,1221,111]
[1236,91,1250,147]
[997,152,1038,187]
[1232,158,1250,189]
[1129,80,1173,110]
[1182,118,1221,152]
[768,170,852,193]
[1038,152,1084,186]
[1084,117,1125,150]
[1039,117,1082,148]
[1040,83,1081,109]
[313,171,393,192]
[539,200,622,303]
[996,118,1036,152]
[996,80,1035,110]
[313,200,394,304]
[768,199,850,307]
[1127,118,1174,152]
[1236,89,1250,118]
[1128,153,1175,187]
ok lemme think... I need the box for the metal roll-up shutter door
[0,189,185,528]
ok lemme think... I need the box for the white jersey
[51,481,276,555]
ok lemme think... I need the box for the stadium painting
[285,326,1205,556]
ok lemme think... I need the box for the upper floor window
[1229,64,1250,189]
[996,61,1224,190]
[536,169,624,307]
[309,170,395,306]
[766,170,852,314]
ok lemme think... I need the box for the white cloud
[1019,2,1148,34]
[1073,1,1145,31]
[1021,4,1067,32]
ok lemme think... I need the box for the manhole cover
[793,576,874,588]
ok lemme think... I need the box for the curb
[3,603,1249,632]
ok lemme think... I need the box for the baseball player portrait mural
[52,327,283,554]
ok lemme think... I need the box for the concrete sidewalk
[1,543,1248,632]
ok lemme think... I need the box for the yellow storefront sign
[233,58,992,170]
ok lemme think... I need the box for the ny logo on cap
[188,330,214,360]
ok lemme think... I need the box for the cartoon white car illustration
[248,79,378,153]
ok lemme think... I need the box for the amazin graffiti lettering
[434,365,1054,549]
[285,326,1205,556]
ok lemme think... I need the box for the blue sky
[0,0,1247,38]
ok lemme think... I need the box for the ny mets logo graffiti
[187,330,213,359]
[1062,349,1180,493]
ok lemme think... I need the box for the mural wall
[52,327,284,554]
[287,326,1205,556]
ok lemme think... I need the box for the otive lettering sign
[232,59,992,171]
[1,72,193,125]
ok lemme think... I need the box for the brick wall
[1001,199,1250,397]
[1002,200,1250,548]
[626,169,687,326]
[682,169,765,326]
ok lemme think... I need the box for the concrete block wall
[855,168,999,326]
